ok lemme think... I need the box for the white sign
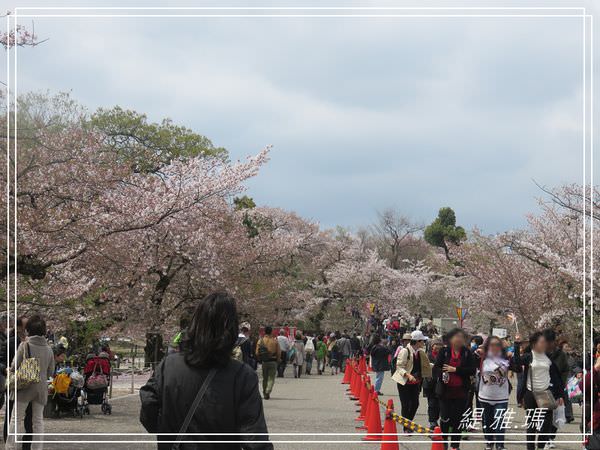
[492,328,507,338]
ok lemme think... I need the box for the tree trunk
[144,332,164,369]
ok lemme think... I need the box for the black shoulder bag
[172,368,217,450]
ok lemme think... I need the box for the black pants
[4,399,32,449]
[426,393,440,425]
[277,351,287,377]
[439,396,468,449]
[397,383,420,430]
[523,390,554,450]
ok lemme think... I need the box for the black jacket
[0,331,8,374]
[0,331,21,374]
[140,353,272,450]
[432,346,477,395]
[370,344,391,372]
[516,352,565,404]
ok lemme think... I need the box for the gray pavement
[31,366,583,449]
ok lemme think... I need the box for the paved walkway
[31,366,583,449]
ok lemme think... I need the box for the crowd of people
[252,329,363,399]
[0,293,597,450]
[153,296,598,450]
[362,318,590,450]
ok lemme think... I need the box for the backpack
[305,338,315,353]
[52,372,71,395]
[256,339,271,362]
[287,346,296,361]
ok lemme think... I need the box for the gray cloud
[15,9,588,233]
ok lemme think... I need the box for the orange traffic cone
[359,355,367,374]
[353,368,365,400]
[346,362,356,394]
[349,368,360,400]
[342,359,352,384]
[352,366,364,399]
[354,374,364,406]
[356,385,373,430]
[363,391,382,441]
[367,359,374,372]
[430,426,444,450]
[355,376,368,420]
[380,399,399,450]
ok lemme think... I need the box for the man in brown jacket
[256,326,280,399]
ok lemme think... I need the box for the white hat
[410,330,428,341]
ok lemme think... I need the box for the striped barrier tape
[349,360,431,434]
[376,397,431,434]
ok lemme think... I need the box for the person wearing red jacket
[581,356,600,441]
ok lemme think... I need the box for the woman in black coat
[432,328,477,450]
[516,332,565,450]
[369,334,390,395]
[140,292,272,450]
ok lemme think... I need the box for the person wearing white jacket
[391,330,432,433]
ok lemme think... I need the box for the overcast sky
[10,2,596,233]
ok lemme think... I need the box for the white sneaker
[544,441,556,449]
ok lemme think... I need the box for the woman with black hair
[432,328,477,450]
[517,331,564,450]
[477,335,522,450]
[140,292,272,450]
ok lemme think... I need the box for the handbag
[86,361,109,390]
[528,365,558,410]
[172,368,217,450]
[7,343,40,391]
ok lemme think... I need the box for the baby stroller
[82,352,112,415]
[48,369,85,418]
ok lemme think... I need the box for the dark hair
[182,292,239,369]
[53,344,66,357]
[471,335,484,346]
[25,314,46,337]
[482,336,506,358]
[264,326,273,335]
[530,331,544,347]
[372,334,381,345]
[446,328,465,342]
[543,329,557,343]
